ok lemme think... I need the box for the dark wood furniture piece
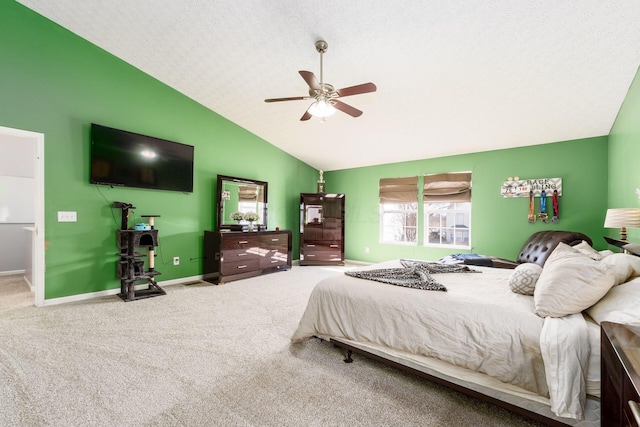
[299,193,345,266]
[203,230,292,284]
[601,321,640,426]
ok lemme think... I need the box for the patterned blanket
[344,259,480,291]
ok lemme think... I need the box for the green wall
[0,2,317,299]
[326,137,609,263]
[608,63,640,242]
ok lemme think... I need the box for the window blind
[239,185,260,202]
[379,176,418,203]
[423,172,471,202]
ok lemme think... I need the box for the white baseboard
[345,259,372,266]
[23,275,34,291]
[0,269,26,277]
[42,274,204,307]
[40,262,369,307]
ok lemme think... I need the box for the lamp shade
[604,208,640,229]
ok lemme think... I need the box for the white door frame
[0,125,45,307]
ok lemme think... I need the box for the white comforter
[291,260,590,420]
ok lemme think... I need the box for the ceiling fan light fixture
[308,99,336,118]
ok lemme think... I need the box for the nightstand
[601,321,640,426]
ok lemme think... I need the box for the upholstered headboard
[516,230,593,267]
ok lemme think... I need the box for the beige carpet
[0,265,547,427]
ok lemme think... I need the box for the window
[423,173,472,248]
[379,177,418,244]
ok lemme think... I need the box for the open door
[0,125,45,306]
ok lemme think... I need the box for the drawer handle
[238,240,248,244]
[271,260,278,264]
[308,254,315,257]
[238,253,247,256]
[271,238,279,242]
[330,244,339,248]
[237,265,247,269]
[629,400,640,424]
[307,244,316,247]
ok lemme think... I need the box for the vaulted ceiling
[17,1,640,171]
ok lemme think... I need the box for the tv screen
[90,123,194,193]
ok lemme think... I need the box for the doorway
[0,125,45,307]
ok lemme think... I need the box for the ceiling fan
[265,40,377,121]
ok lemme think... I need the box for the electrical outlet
[365,247,370,253]
[57,211,77,222]
[173,256,180,266]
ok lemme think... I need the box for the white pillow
[600,253,640,285]
[599,249,615,258]
[508,263,542,296]
[586,277,640,324]
[572,240,603,260]
[534,243,615,318]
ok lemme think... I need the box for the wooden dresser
[601,321,640,426]
[300,193,345,266]
[203,230,292,284]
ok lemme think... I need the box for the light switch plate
[57,211,77,222]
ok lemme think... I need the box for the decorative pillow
[508,263,542,295]
[586,277,640,324]
[572,240,603,260]
[533,243,616,318]
[600,253,640,285]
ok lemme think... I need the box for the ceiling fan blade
[332,100,363,118]
[264,96,310,103]
[300,109,312,121]
[299,71,321,91]
[336,82,377,97]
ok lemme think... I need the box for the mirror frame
[216,174,268,231]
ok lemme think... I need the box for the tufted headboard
[516,230,593,267]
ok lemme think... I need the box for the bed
[291,236,640,426]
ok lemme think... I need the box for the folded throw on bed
[344,259,479,291]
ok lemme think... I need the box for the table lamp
[604,208,640,241]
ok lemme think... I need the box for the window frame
[379,202,418,245]
[422,172,472,249]
[423,201,472,249]
[378,176,419,245]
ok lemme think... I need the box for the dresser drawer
[221,248,259,262]
[624,375,640,427]
[221,258,260,276]
[302,243,342,262]
[221,235,260,250]
[261,250,289,268]
[260,233,289,249]
[302,241,341,251]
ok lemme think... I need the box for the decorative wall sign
[501,178,562,198]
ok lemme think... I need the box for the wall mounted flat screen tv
[90,123,194,193]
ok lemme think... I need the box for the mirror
[217,175,268,231]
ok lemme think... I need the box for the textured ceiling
[17,0,640,171]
